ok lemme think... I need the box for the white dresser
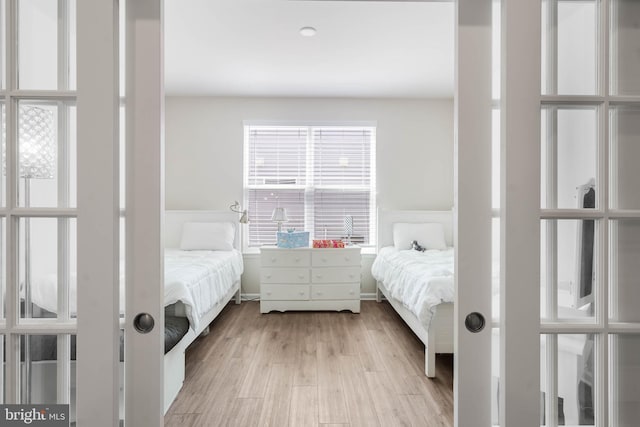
[259,246,361,313]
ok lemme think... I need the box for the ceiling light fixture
[299,26,317,37]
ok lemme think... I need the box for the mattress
[163,249,243,330]
[26,249,244,332]
[371,246,454,329]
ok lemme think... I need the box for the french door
[0,1,164,426]
[538,0,640,425]
[456,0,640,425]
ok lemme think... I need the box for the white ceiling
[164,0,454,98]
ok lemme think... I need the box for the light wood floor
[165,301,453,427]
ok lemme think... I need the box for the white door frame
[76,0,122,424]
[454,0,493,425]
[76,0,165,425]
[456,0,547,424]
[125,0,165,424]
[499,0,541,425]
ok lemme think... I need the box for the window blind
[245,125,376,248]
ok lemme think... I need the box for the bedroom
[164,0,456,425]
[4,0,640,426]
[10,0,456,424]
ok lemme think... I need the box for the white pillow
[392,222,447,251]
[179,222,235,251]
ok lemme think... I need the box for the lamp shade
[271,207,288,223]
[3,105,56,179]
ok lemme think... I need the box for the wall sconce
[230,201,249,224]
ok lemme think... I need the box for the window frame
[242,122,377,252]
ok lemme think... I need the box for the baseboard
[240,293,260,302]
[241,292,378,301]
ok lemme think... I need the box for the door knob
[133,313,155,334]
[464,312,485,333]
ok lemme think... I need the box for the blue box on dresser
[276,231,310,248]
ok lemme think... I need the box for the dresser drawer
[261,268,309,284]
[312,250,360,267]
[311,267,360,283]
[311,284,360,300]
[261,250,310,267]
[262,284,310,301]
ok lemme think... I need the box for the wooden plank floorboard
[165,301,453,426]
[289,385,319,427]
[317,341,350,424]
[199,357,250,424]
[220,397,263,427]
[257,363,295,426]
[350,316,387,372]
[164,413,202,427]
[365,370,413,426]
[366,328,423,395]
[293,335,318,387]
[168,337,242,415]
[237,318,286,398]
[339,355,381,427]
[336,314,365,357]
[399,394,450,427]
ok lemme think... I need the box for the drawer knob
[316,275,323,279]
[271,258,277,263]
[265,274,272,279]
[317,292,323,296]
[299,291,305,296]
[349,290,355,295]
[298,274,305,279]
[345,257,350,262]
[322,258,327,263]
[295,257,301,262]
[266,292,272,296]
[349,274,355,279]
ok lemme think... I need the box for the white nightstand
[259,246,361,313]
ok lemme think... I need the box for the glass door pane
[541,334,596,426]
[17,101,76,208]
[0,0,5,89]
[542,0,598,95]
[18,217,76,322]
[18,0,76,90]
[541,106,598,210]
[541,220,597,321]
[609,220,640,322]
[609,334,640,426]
[610,106,640,210]
[611,0,640,96]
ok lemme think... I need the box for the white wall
[165,96,454,294]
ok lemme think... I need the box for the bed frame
[376,209,454,378]
[163,210,242,413]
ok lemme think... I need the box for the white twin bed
[162,210,244,412]
[372,210,454,378]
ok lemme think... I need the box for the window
[244,125,376,248]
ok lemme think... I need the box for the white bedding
[163,249,243,330]
[26,249,244,331]
[371,246,454,329]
